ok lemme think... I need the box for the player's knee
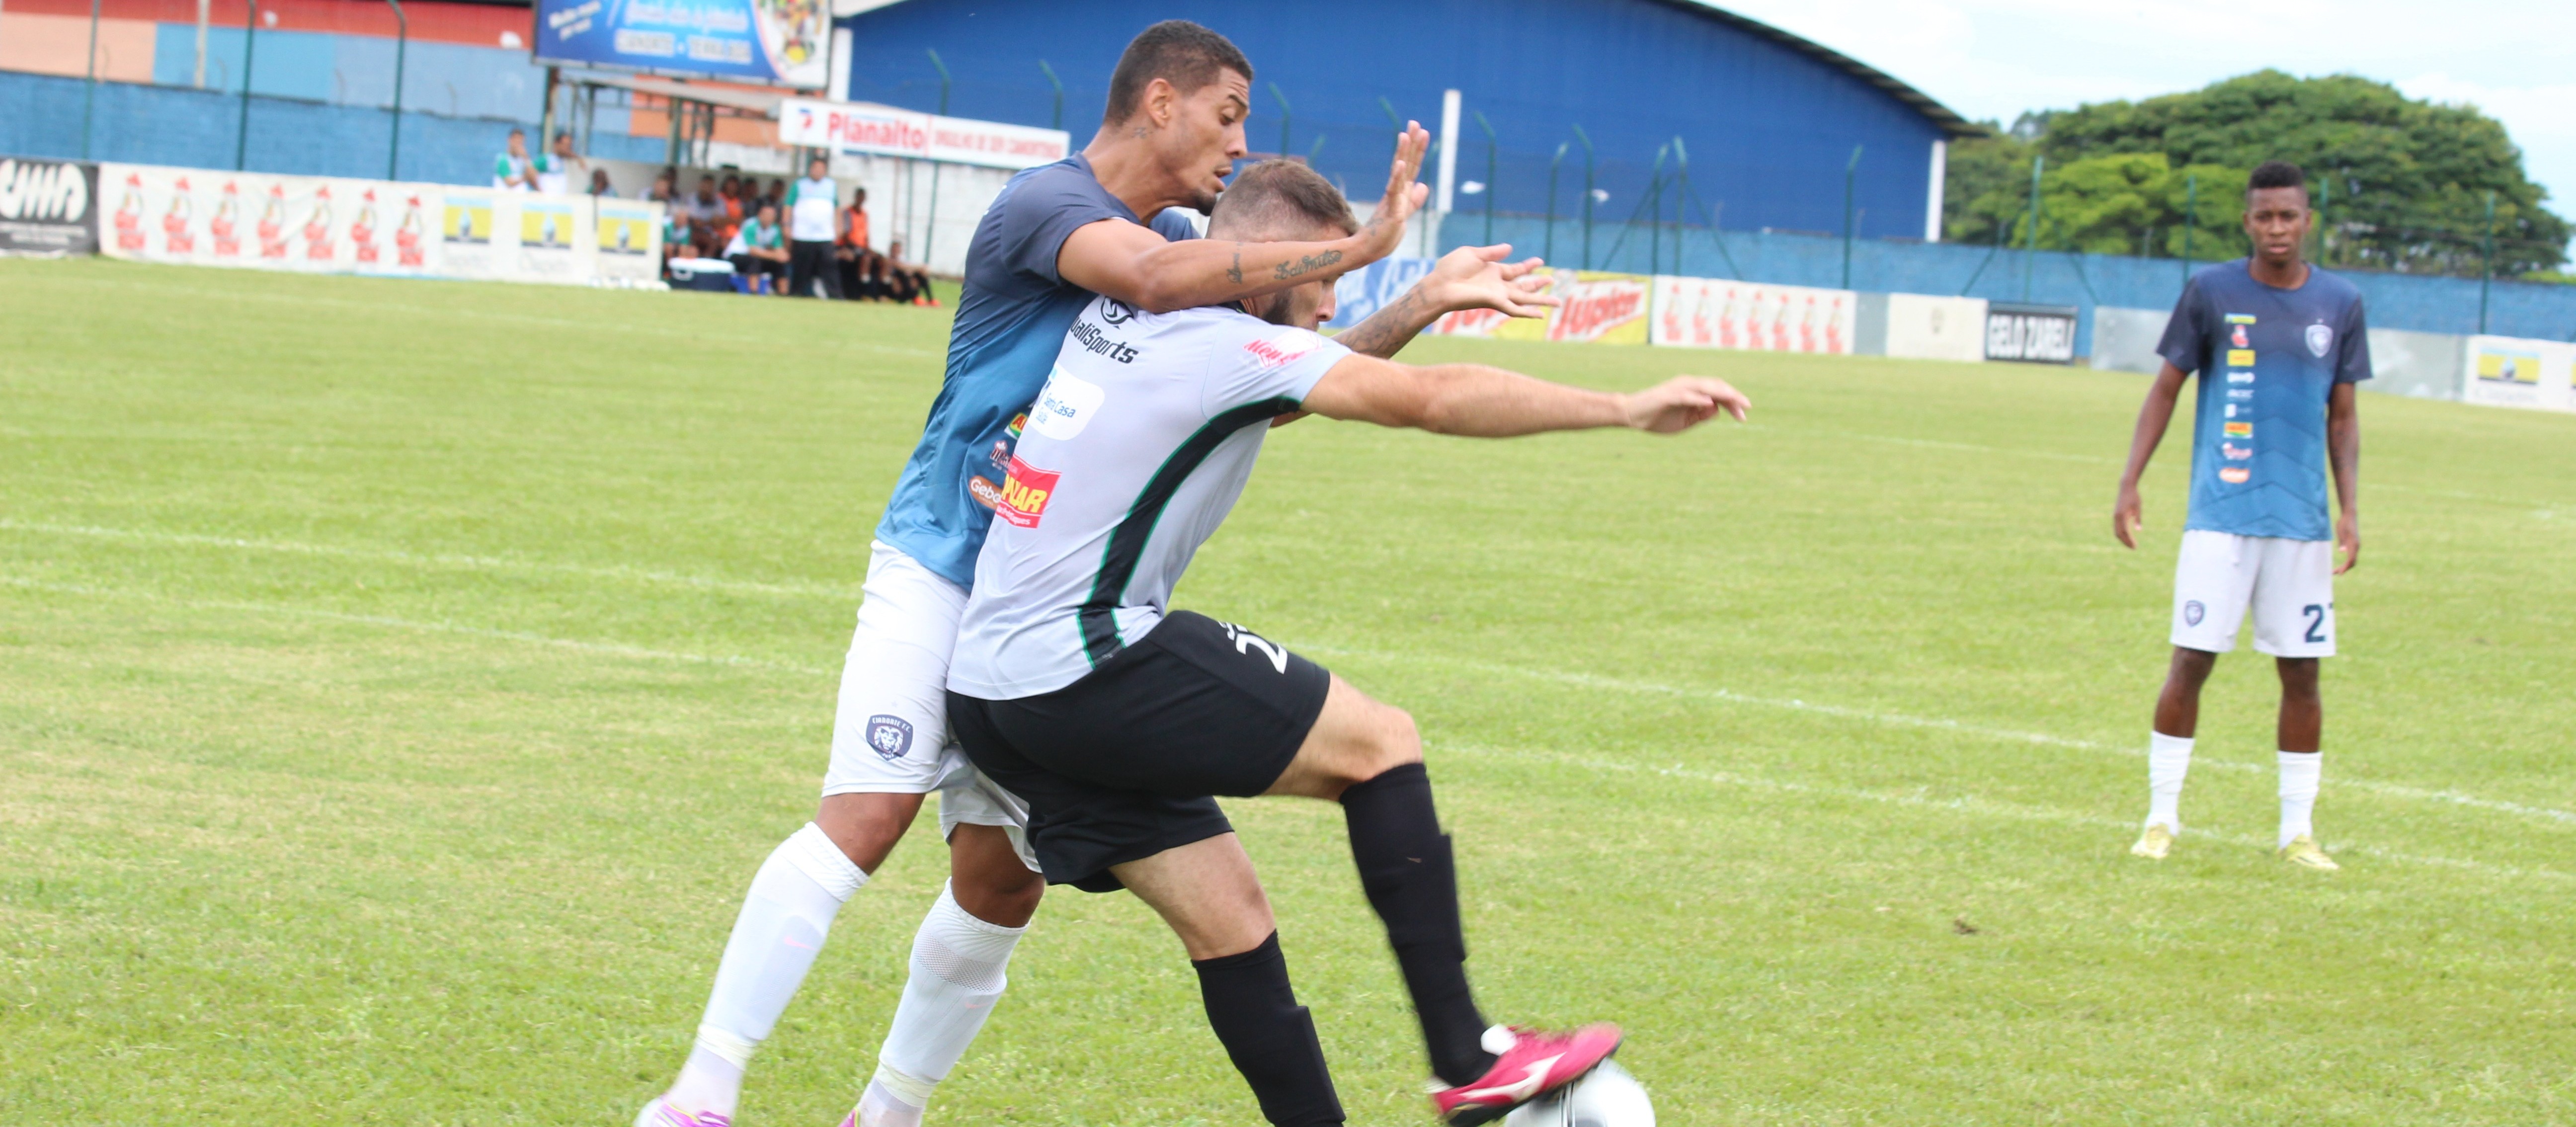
[1354,704,1423,779]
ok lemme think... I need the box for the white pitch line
[0,577,834,676]
[0,520,862,602]
[1309,643,2576,827]
[1439,741,2574,884]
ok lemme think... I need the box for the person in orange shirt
[836,186,877,301]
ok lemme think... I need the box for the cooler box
[669,258,736,292]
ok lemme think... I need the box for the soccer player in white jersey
[944,160,1749,1127]
[636,21,1567,1127]
[2114,160,2368,871]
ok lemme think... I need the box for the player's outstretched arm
[1333,243,1559,360]
[2113,362,2190,550]
[1301,356,1747,438]
[1059,124,1432,314]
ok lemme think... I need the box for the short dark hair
[1102,21,1251,126]
[1208,160,1357,241]
[2248,160,2307,196]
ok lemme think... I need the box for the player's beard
[1247,290,1295,326]
[1183,185,1221,215]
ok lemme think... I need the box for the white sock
[2146,731,2193,832]
[2279,751,2322,847]
[668,823,867,1119]
[860,881,1027,1122]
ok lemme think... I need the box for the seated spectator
[663,208,696,275]
[834,186,876,301]
[684,176,728,257]
[588,168,618,197]
[881,239,938,307]
[645,169,676,204]
[725,203,791,295]
[764,178,788,215]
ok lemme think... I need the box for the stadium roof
[1661,0,1978,138]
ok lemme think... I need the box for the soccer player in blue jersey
[2113,160,2367,872]
[637,21,1564,1127]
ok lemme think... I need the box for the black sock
[1193,933,1345,1127]
[1340,762,1496,1086]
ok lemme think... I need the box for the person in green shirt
[726,203,791,295]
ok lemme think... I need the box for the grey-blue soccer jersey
[2156,260,2371,541]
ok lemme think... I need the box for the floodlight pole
[1842,144,1863,289]
[924,49,950,266]
[1474,110,1496,245]
[1572,123,1594,269]
[2021,153,2043,301]
[1270,82,1291,161]
[1039,60,1063,131]
[81,0,100,159]
[2479,189,2496,334]
[386,0,407,180]
[235,0,260,170]
[1544,142,1564,263]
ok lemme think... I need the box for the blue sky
[1715,0,2576,233]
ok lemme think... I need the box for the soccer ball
[1503,1060,1655,1127]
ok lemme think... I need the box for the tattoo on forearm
[1227,242,1243,286]
[1273,249,1344,281]
[1336,287,1430,359]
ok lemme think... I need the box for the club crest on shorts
[866,715,914,761]
[2306,323,2333,357]
[2184,600,2205,626]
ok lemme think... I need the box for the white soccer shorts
[2170,529,2336,658]
[819,540,1037,871]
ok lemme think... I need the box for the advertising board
[535,0,824,89]
[98,163,443,276]
[1325,256,1437,330]
[2461,334,2576,412]
[594,198,667,284]
[1428,269,1649,344]
[0,158,100,255]
[1882,293,1989,363]
[1985,302,2080,364]
[775,99,1071,170]
[1650,276,1855,354]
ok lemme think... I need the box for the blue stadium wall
[835,0,1954,244]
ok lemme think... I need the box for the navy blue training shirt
[874,154,1199,586]
[2156,259,2372,542]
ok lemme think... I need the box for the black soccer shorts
[946,610,1331,893]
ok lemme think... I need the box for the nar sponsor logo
[1243,328,1325,369]
[2219,467,2251,483]
[1068,318,1138,364]
[2226,372,2255,384]
[2223,442,2253,460]
[2226,313,2256,325]
[2226,348,2255,367]
[2224,421,2253,438]
[996,456,1059,528]
[1031,366,1105,441]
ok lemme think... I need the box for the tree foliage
[1943,71,2568,276]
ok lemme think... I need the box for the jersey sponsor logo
[2227,388,2254,400]
[989,440,1013,472]
[1068,318,1139,364]
[865,714,915,761]
[2226,313,2256,324]
[2226,371,2254,383]
[1243,328,1324,369]
[2231,324,2250,348]
[1007,412,1027,438]
[2226,348,2255,367]
[2224,421,2253,437]
[1099,297,1136,325]
[997,455,1059,527]
[2218,466,2251,483]
[2184,600,2206,626]
[2223,442,2253,460]
[1031,367,1106,440]
[2306,323,2333,357]
[1219,621,1289,673]
[968,475,1005,510]
[2224,404,2238,418]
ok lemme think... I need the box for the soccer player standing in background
[2113,160,2367,871]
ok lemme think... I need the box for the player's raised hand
[1620,376,1749,433]
[1353,122,1433,264]
[2113,485,2144,550]
[1424,243,1559,319]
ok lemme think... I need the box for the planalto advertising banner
[0,158,100,255]
[775,99,1071,170]
[99,162,661,287]
[1650,276,1856,354]
[535,0,825,89]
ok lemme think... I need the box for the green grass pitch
[3,256,2572,1126]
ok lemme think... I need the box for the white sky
[1714,0,2576,225]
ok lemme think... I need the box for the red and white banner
[778,98,1070,170]
[1651,276,1856,354]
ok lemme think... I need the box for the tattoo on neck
[1227,243,1243,285]
[1272,248,1344,281]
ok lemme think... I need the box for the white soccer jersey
[946,296,1352,700]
